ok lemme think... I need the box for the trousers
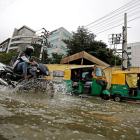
[16,62,35,74]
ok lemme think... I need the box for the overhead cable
[85,0,140,27]
[88,4,140,30]
[91,10,140,32]
[0,0,16,13]
[94,16,140,34]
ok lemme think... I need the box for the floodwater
[0,84,140,140]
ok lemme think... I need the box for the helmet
[25,45,34,55]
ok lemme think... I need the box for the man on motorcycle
[13,45,35,79]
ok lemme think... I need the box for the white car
[0,62,6,71]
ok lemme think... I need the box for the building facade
[46,27,72,57]
[0,26,72,59]
[0,38,10,52]
[127,42,140,67]
[6,25,38,53]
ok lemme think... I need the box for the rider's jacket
[13,52,31,69]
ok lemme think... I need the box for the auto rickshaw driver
[84,70,93,87]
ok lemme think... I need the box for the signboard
[53,70,64,83]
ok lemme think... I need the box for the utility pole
[122,13,127,70]
[39,38,45,60]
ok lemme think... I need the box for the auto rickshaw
[62,65,110,100]
[111,71,140,102]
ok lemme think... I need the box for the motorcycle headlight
[46,71,50,76]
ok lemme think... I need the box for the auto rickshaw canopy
[112,71,140,86]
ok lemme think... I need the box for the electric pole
[122,13,127,70]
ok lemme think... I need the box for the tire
[114,95,122,102]
[104,94,110,100]
[101,94,110,100]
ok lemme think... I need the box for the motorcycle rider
[13,45,35,79]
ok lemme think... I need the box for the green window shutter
[127,47,131,49]
[63,32,72,39]
[60,46,68,52]
[49,38,59,44]
[48,32,60,38]
[46,45,58,50]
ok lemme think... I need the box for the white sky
[0,0,140,49]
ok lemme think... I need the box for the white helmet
[25,45,34,55]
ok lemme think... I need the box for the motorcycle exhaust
[0,78,9,86]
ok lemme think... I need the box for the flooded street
[0,85,140,140]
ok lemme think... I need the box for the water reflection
[0,85,140,140]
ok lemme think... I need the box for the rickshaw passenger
[72,70,80,82]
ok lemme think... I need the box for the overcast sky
[0,0,140,49]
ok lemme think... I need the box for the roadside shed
[60,51,109,67]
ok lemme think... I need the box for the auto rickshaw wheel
[114,95,122,102]
[100,94,109,100]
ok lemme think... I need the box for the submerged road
[0,85,140,140]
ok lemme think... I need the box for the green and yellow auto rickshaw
[62,65,110,100]
[111,71,140,102]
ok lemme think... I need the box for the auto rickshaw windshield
[95,67,106,78]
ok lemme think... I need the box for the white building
[127,42,140,67]
[0,38,10,52]
[6,25,38,53]
[46,27,72,57]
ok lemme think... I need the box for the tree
[32,44,42,58]
[0,50,18,65]
[42,49,48,63]
[63,26,121,65]
[46,53,63,64]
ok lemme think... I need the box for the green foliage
[42,50,48,63]
[0,50,18,65]
[46,53,63,64]
[32,44,42,58]
[63,26,121,65]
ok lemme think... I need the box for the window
[128,58,131,60]
[48,32,60,38]
[61,46,68,51]
[46,45,58,50]
[63,32,72,39]
[49,38,59,44]
[127,47,131,49]
[95,67,105,77]
[48,53,52,57]
[127,52,131,55]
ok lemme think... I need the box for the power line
[94,16,140,34]
[91,10,140,33]
[87,3,140,30]
[85,0,140,27]
[0,0,16,13]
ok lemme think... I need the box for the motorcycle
[0,62,54,97]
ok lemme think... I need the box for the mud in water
[0,85,140,140]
